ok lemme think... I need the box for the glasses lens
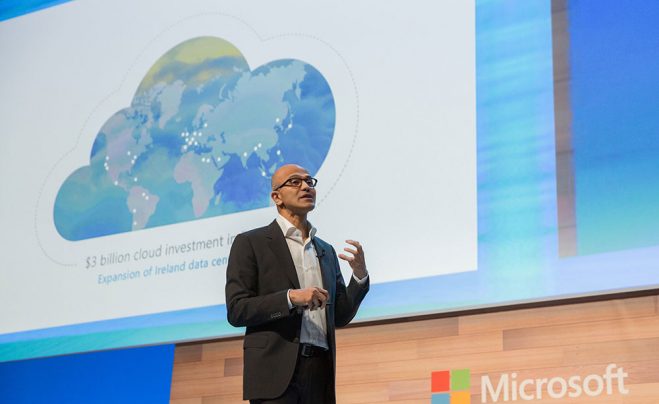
[276,176,317,190]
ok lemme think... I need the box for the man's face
[271,166,317,214]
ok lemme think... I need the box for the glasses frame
[273,176,318,191]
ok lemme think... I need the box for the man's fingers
[345,240,363,251]
[338,253,354,262]
[292,288,329,308]
[311,294,327,310]
[306,288,328,310]
[312,288,328,301]
[343,247,358,255]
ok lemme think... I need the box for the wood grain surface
[170,295,659,403]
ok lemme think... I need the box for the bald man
[226,164,369,403]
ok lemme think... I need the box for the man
[225,164,369,403]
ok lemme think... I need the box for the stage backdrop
[170,294,659,403]
[2,0,659,363]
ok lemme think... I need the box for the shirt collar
[276,214,317,241]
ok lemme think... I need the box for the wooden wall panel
[170,294,659,403]
[459,296,656,335]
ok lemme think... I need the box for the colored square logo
[451,369,470,391]
[432,369,470,403]
[431,370,450,392]
[451,391,470,404]
[431,393,450,404]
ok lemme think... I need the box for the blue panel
[0,345,175,404]
[569,0,659,254]
[0,0,73,22]
[0,305,232,362]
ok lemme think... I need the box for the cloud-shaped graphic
[54,37,335,240]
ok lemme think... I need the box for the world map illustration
[54,37,335,241]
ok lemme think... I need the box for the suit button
[270,312,282,319]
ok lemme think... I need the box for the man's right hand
[289,287,329,310]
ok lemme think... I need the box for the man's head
[271,164,317,216]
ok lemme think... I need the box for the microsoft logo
[431,364,629,403]
[431,369,471,404]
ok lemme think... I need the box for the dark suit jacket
[225,220,369,400]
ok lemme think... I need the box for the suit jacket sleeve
[330,245,369,328]
[225,232,295,328]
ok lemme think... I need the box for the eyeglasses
[273,176,318,191]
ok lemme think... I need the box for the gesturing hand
[338,240,368,280]
[289,287,329,310]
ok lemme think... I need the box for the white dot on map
[217,157,221,162]
[127,151,131,156]
[258,143,262,148]
[134,177,138,182]
[133,221,137,226]
[243,152,247,157]
[275,118,280,123]
[105,156,110,161]
[204,123,208,128]
[261,172,266,177]
[114,181,119,186]
[253,146,258,151]
[276,150,281,155]
[288,124,292,129]
[132,208,137,213]
[145,196,149,200]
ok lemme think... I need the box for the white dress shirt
[276,215,329,349]
[276,215,369,349]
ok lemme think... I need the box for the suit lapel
[313,238,335,299]
[266,220,301,289]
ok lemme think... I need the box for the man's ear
[271,191,282,207]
